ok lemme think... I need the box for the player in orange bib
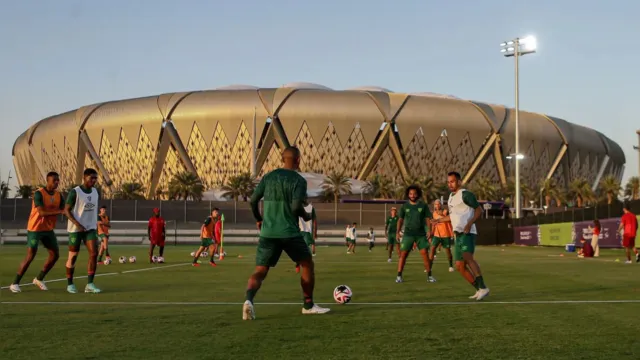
[9,172,65,293]
[97,206,111,264]
[430,199,455,272]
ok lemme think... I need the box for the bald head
[281,146,301,170]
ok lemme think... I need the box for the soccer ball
[190,252,196,257]
[333,285,353,304]
[118,256,127,264]
[157,256,165,263]
[201,251,209,258]
[103,258,112,265]
[152,256,158,263]
[129,256,137,263]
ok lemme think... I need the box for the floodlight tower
[500,36,537,219]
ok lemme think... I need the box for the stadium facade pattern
[12,83,625,200]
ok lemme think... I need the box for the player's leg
[10,233,40,292]
[208,244,217,266]
[103,236,110,260]
[444,238,454,272]
[417,237,435,282]
[97,237,105,263]
[192,245,206,266]
[65,232,83,293]
[396,236,415,282]
[84,231,101,293]
[149,242,156,263]
[32,232,60,290]
[429,237,439,261]
[458,233,488,300]
[244,237,282,320]
[285,236,330,314]
[386,237,394,262]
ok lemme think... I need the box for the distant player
[148,208,166,262]
[618,203,639,264]
[347,222,357,254]
[430,199,454,272]
[367,227,375,252]
[295,202,317,274]
[64,168,101,294]
[243,146,330,320]
[438,171,489,300]
[385,207,400,262]
[9,172,64,293]
[395,185,435,283]
[345,224,352,247]
[192,208,221,267]
[97,206,111,264]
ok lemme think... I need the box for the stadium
[12,82,625,198]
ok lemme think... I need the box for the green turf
[1,244,640,360]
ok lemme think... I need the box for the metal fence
[514,200,640,227]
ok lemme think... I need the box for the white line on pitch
[3,300,640,306]
[120,263,190,273]
[0,272,119,290]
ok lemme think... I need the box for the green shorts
[387,235,397,245]
[27,231,59,250]
[98,234,109,241]
[256,236,311,267]
[454,232,476,261]
[302,232,314,246]
[400,235,429,252]
[68,230,98,251]
[347,239,356,244]
[201,238,214,247]
[432,236,452,249]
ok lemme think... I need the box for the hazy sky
[1,0,638,191]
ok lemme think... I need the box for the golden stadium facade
[12,83,625,199]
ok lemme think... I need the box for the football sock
[88,273,95,284]
[106,249,110,257]
[97,255,103,262]
[303,297,314,310]
[210,256,215,263]
[427,270,432,276]
[66,267,75,285]
[192,257,198,264]
[13,273,23,285]
[475,276,486,289]
[37,270,47,281]
[397,271,402,277]
[246,289,257,303]
[159,246,164,257]
[448,259,453,267]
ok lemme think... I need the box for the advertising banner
[573,218,621,248]
[539,222,573,246]
[514,226,539,246]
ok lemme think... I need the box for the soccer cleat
[449,267,455,272]
[427,276,437,283]
[475,288,490,301]
[636,253,640,263]
[67,284,77,294]
[242,300,255,320]
[424,269,427,273]
[302,304,331,315]
[625,260,632,264]
[312,253,316,257]
[9,284,21,293]
[469,290,479,299]
[347,251,351,254]
[33,278,48,291]
[98,261,104,265]
[192,263,200,267]
[85,283,101,293]
[395,276,403,283]
[209,261,217,267]
[295,265,300,274]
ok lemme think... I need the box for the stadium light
[500,35,537,219]
[506,154,525,160]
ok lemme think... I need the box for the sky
[1,0,638,193]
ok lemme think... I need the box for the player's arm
[104,215,111,228]
[63,189,85,231]
[312,208,318,239]
[34,191,63,217]
[396,205,405,236]
[215,220,222,242]
[462,191,482,232]
[162,219,166,237]
[425,205,433,239]
[250,178,266,222]
[384,218,389,236]
[292,178,312,221]
[201,217,211,238]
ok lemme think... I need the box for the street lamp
[635,130,639,178]
[500,35,537,219]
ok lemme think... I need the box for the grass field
[2,244,640,360]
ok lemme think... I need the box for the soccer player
[367,227,375,252]
[618,203,639,264]
[347,222,357,254]
[243,146,330,320]
[430,199,454,272]
[395,185,435,283]
[9,172,64,293]
[385,207,400,262]
[295,202,317,274]
[438,171,489,300]
[148,208,166,262]
[64,168,101,294]
[97,206,111,264]
[345,224,352,248]
[192,208,221,267]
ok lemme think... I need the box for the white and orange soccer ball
[333,285,353,304]
[129,256,137,263]
[119,256,127,264]
[157,256,165,263]
[103,257,112,265]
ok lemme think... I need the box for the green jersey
[250,168,310,239]
[399,201,432,237]
[386,216,399,234]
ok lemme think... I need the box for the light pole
[635,130,639,178]
[500,35,537,219]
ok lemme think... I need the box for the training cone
[615,258,620,262]
[559,254,564,257]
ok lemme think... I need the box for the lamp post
[635,129,639,178]
[500,35,537,219]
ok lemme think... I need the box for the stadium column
[163,121,198,175]
[79,130,114,191]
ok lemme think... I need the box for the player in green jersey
[385,207,400,262]
[395,185,435,283]
[243,147,330,320]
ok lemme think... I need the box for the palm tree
[435,182,449,200]
[221,172,257,201]
[418,176,440,203]
[113,182,146,200]
[540,178,560,208]
[598,175,621,205]
[624,176,640,201]
[154,186,166,200]
[470,177,498,201]
[321,172,352,203]
[169,171,204,201]
[237,172,258,201]
[363,174,393,199]
[16,185,36,199]
[569,178,594,208]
